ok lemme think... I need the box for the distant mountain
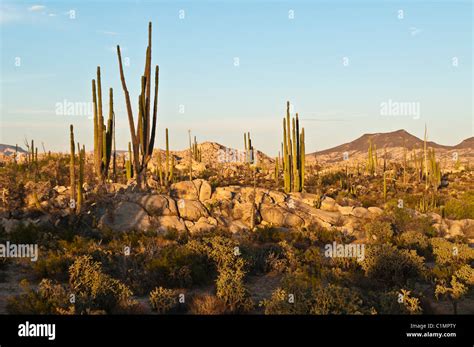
[307,129,473,166]
[0,144,27,156]
[454,137,474,149]
[312,129,454,156]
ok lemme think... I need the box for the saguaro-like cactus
[423,124,428,190]
[156,151,163,186]
[282,101,305,193]
[77,143,85,213]
[125,142,133,181]
[69,125,76,212]
[367,139,376,176]
[192,136,201,162]
[92,67,114,184]
[117,22,159,189]
[244,132,254,164]
[162,128,174,185]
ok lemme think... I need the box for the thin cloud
[0,5,22,24]
[410,27,422,36]
[98,30,119,36]
[28,5,46,12]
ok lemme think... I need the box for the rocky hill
[306,129,473,167]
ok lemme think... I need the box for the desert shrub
[145,244,214,290]
[430,238,474,269]
[301,247,324,275]
[382,207,435,236]
[252,227,288,243]
[241,244,282,275]
[264,251,288,273]
[310,284,367,314]
[149,287,179,314]
[310,225,349,245]
[320,172,345,186]
[396,230,430,255]
[261,288,307,314]
[261,282,368,315]
[7,279,72,314]
[6,224,39,244]
[69,255,136,314]
[430,237,474,313]
[365,220,393,244]
[374,289,423,314]
[215,256,253,312]
[32,251,71,281]
[435,264,474,314]
[188,294,227,315]
[1,179,25,213]
[187,236,254,313]
[444,191,474,219]
[361,244,425,287]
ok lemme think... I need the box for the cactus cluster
[427,148,442,189]
[274,153,280,186]
[92,67,115,184]
[244,132,255,164]
[154,131,172,187]
[367,139,377,176]
[192,135,201,162]
[69,125,86,214]
[187,131,201,180]
[281,101,305,193]
[117,22,159,189]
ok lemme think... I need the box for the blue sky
[0,0,472,155]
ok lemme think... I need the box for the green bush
[444,191,474,219]
[361,244,425,287]
[69,255,136,314]
[397,230,430,255]
[261,283,368,315]
[374,289,423,314]
[365,220,393,244]
[187,236,254,313]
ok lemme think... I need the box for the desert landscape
[1,15,473,317]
